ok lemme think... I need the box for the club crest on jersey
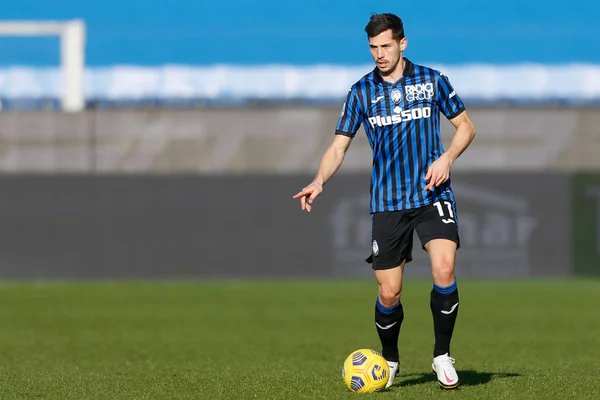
[391,88,402,104]
[405,82,434,101]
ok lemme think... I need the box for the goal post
[0,19,86,112]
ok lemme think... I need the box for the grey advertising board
[0,175,327,279]
[0,174,571,279]
[324,173,572,278]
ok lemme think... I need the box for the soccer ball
[341,349,390,393]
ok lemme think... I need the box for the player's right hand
[292,181,323,212]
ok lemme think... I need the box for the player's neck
[380,57,405,83]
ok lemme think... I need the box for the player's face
[368,30,406,75]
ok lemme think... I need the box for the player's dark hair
[365,13,405,41]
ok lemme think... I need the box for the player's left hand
[424,154,452,191]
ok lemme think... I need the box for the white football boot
[385,361,399,389]
[431,353,459,389]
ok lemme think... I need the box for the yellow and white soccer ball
[341,349,390,393]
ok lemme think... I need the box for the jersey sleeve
[436,72,465,120]
[335,87,362,137]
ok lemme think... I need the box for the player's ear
[399,37,408,51]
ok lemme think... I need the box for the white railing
[1,64,600,106]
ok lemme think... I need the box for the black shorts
[366,201,460,270]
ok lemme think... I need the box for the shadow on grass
[397,370,521,388]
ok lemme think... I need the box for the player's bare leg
[374,262,406,388]
[426,239,460,389]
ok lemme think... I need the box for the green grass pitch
[0,278,598,399]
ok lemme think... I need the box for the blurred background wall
[0,0,598,279]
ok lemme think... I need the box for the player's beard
[377,55,401,77]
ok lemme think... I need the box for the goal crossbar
[0,19,86,112]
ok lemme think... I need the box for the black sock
[375,297,404,362]
[430,279,459,357]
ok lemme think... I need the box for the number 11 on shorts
[433,201,455,224]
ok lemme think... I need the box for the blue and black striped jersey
[336,58,465,213]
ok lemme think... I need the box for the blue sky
[0,0,598,66]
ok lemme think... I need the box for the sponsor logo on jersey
[405,83,434,101]
[367,106,432,128]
